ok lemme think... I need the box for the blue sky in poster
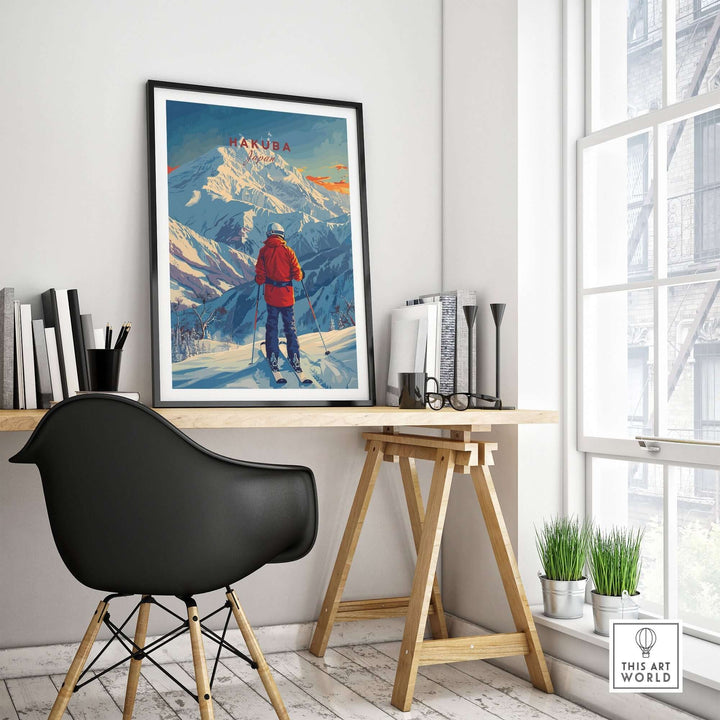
[166,100,349,179]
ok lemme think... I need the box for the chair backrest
[10,395,317,596]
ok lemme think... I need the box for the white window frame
[579,4,720,466]
[579,0,720,641]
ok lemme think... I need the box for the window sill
[531,604,720,692]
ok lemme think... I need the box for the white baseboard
[0,616,408,680]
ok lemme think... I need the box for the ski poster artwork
[164,98,360,392]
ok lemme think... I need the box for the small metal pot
[591,590,640,636]
[539,575,587,619]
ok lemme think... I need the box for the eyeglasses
[425,377,501,411]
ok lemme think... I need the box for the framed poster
[147,80,375,407]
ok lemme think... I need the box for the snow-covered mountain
[167,139,357,352]
[168,144,350,254]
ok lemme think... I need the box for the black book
[32,318,53,409]
[68,289,89,391]
[41,289,69,398]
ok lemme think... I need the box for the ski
[258,342,287,385]
[278,344,314,385]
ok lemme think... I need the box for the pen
[105,323,112,350]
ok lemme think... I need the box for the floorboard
[49,673,119,720]
[0,682,17,720]
[97,666,179,720]
[5,676,60,720]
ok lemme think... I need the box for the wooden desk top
[0,406,558,433]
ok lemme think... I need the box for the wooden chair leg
[48,600,109,720]
[122,596,151,720]
[187,601,215,720]
[399,456,448,640]
[471,464,554,693]
[391,450,455,712]
[309,441,384,656]
[227,589,289,720]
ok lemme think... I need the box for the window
[695,109,720,260]
[582,0,720,642]
[628,134,652,274]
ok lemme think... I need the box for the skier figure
[255,222,304,375]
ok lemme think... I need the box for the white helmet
[266,222,285,238]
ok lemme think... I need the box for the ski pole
[300,278,330,355]
[250,283,261,365]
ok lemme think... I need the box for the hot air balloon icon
[635,627,657,658]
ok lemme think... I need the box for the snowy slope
[169,218,256,306]
[171,327,358,390]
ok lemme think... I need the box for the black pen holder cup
[398,372,427,409]
[87,349,123,392]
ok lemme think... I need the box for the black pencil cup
[87,349,122,391]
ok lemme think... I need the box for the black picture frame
[147,80,375,407]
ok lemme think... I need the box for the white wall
[0,0,442,648]
[441,0,564,630]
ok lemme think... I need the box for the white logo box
[609,620,683,693]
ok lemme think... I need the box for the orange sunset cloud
[332,164,348,171]
[168,165,179,174]
[306,175,350,194]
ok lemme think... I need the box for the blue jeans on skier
[266,304,300,370]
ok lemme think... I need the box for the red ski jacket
[255,235,303,308]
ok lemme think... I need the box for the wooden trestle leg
[391,450,456,711]
[123,596,151,720]
[471,464,553,693]
[309,441,384,656]
[48,600,109,720]
[227,589,289,720]
[398,456,448,640]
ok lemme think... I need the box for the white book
[13,301,24,409]
[45,328,64,403]
[55,290,79,396]
[93,328,105,349]
[387,317,419,406]
[19,304,36,409]
[420,301,441,383]
[386,304,435,406]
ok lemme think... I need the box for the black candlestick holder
[490,303,514,410]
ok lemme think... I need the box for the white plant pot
[539,575,587,619]
[591,590,640,636]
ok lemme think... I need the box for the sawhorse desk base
[309,427,553,712]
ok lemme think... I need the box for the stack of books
[0,287,104,410]
[386,290,477,406]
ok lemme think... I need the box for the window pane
[593,2,663,129]
[675,0,720,102]
[584,289,654,438]
[667,107,720,276]
[666,280,720,439]
[675,466,720,633]
[592,457,663,616]
[583,132,655,287]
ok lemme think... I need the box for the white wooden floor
[0,641,607,720]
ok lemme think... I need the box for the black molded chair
[10,394,317,720]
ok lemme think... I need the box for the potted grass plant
[588,526,643,636]
[536,516,591,619]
